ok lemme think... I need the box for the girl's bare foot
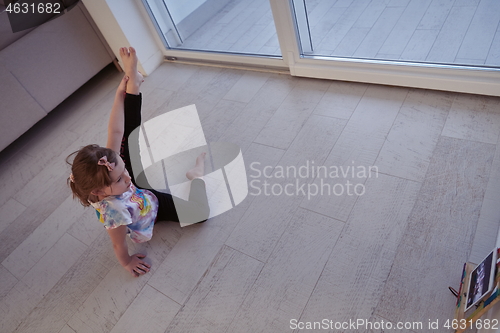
[119,47,143,95]
[186,153,206,180]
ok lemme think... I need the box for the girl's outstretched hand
[124,253,151,277]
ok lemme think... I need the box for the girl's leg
[118,47,209,224]
[153,153,210,224]
[120,93,142,183]
[118,46,144,184]
[121,105,210,224]
[120,47,143,95]
[152,179,210,224]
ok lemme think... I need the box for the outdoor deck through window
[151,0,500,68]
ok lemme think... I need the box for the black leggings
[121,93,209,224]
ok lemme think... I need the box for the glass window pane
[293,0,500,68]
[144,0,282,57]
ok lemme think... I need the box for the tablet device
[465,249,497,311]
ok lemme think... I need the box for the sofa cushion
[0,11,34,50]
[0,63,47,152]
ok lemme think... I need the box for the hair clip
[98,156,115,172]
[69,173,75,183]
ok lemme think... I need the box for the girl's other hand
[116,75,129,97]
[124,253,150,277]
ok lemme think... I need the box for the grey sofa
[0,1,114,152]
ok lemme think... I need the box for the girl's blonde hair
[66,144,119,206]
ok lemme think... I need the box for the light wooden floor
[1,61,500,333]
[181,0,500,67]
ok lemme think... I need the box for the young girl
[67,47,210,277]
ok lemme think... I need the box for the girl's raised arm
[106,76,128,153]
[106,47,143,153]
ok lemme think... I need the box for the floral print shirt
[90,183,158,243]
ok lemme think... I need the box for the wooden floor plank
[0,152,42,208]
[485,24,500,66]
[388,0,410,6]
[226,115,345,262]
[0,198,25,235]
[305,0,337,32]
[377,0,432,57]
[469,136,500,264]
[0,280,43,333]
[309,5,347,54]
[400,28,439,61]
[20,233,87,298]
[65,85,117,137]
[243,21,280,55]
[279,114,347,170]
[254,77,330,149]
[334,0,355,8]
[426,6,476,63]
[146,143,285,305]
[333,27,370,57]
[456,0,500,62]
[317,0,372,53]
[141,63,199,96]
[0,264,17,298]
[66,207,112,247]
[313,80,368,120]
[228,23,271,53]
[12,232,118,333]
[227,208,344,332]
[225,177,303,261]
[0,176,69,263]
[298,173,421,326]
[375,89,453,182]
[109,285,181,333]
[300,85,408,221]
[211,1,266,51]
[58,325,76,333]
[165,245,264,333]
[374,136,495,325]
[2,196,87,280]
[65,223,181,333]
[202,99,248,143]
[222,70,271,104]
[454,0,480,7]
[219,73,298,153]
[220,0,270,46]
[12,142,86,208]
[353,0,390,29]
[417,0,455,30]
[215,0,254,25]
[353,6,406,59]
[441,93,500,144]
[151,67,244,121]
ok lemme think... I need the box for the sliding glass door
[142,0,281,57]
[292,0,500,68]
[142,0,500,96]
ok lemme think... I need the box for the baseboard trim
[290,56,500,97]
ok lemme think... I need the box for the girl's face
[98,156,132,198]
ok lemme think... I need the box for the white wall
[81,0,163,75]
[163,0,207,24]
